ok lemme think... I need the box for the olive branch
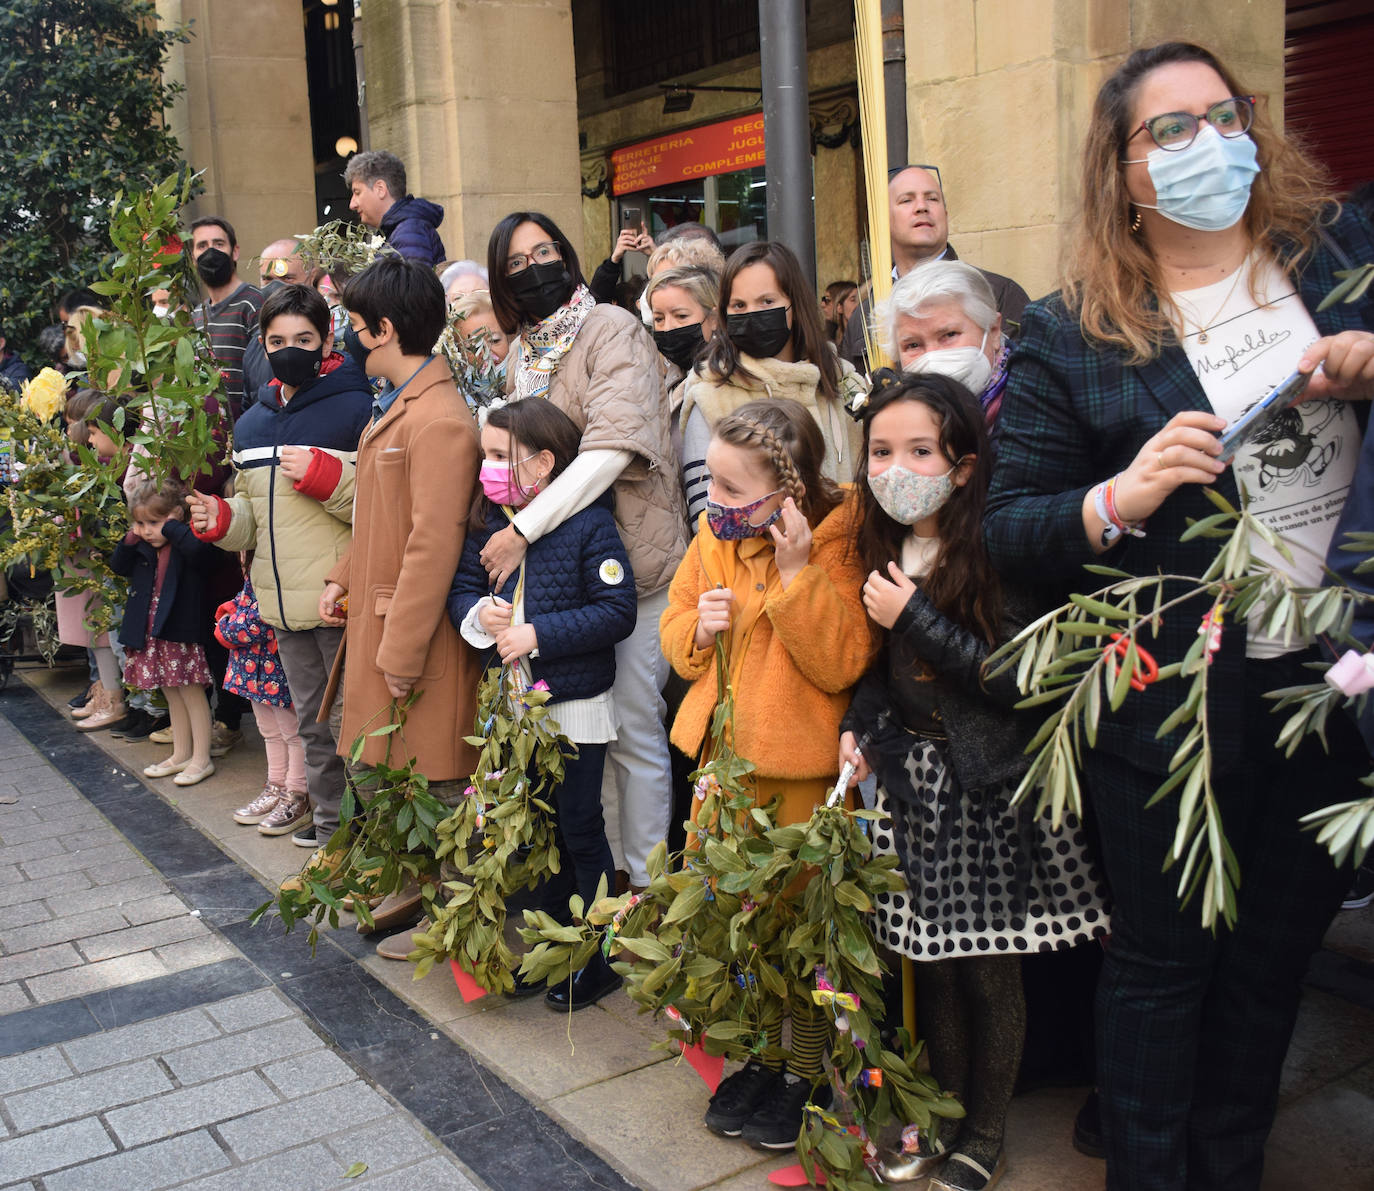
[517,637,960,1189]
[988,486,1372,930]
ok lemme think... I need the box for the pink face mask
[479,457,537,507]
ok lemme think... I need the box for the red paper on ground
[768,1163,825,1186]
[678,1038,723,1092]
[449,959,488,1002]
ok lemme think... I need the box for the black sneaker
[1072,1089,1105,1159]
[125,713,170,742]
[292,826,321,848]
[1341,863,1374,911]
[704,1060,784,1137]
[741,1074,830,1150]
[110,708,161,740]
[68,683,96,710]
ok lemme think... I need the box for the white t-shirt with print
[1173,253,1358,658]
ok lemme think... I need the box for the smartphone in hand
[621,206,643,236]
[1216,367,1314,465]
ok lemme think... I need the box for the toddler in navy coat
[448,398,636,1011]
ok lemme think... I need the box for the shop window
[624,165,768,256]
[605,0,760,96]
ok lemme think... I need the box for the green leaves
[0,1,192,350]
[408,666,574,995]
[997,496,1374,931]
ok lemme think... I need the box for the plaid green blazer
[985,206,1374,774]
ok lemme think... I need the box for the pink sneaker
[233,784,285,825]
[258,789,312,836]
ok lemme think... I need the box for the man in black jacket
[841,165,1031,370]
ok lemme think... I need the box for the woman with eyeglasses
[481,212,688,945]
[985,42,1374,1191]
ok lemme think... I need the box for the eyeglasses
[887,163,943,193]
[505,241,561,275]
[1126,95,1255,154]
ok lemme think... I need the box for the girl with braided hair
[659,397,875,1150]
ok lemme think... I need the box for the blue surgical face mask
[1124,123,1260,233]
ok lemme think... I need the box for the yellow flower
[20,368,67,422]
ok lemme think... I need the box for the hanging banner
[611,114,766,196]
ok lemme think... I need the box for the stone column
[902,0,1286,300]
[359,0,583,263]
[157,0,318,264]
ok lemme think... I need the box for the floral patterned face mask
[867,463,955,526]
[705,490,782,540]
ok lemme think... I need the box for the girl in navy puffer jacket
[448,399,636,1011]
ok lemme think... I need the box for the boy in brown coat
[289,257,481,911]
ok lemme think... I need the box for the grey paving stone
[78,914,207,962]
[87,858,156,885]
[261,1047,356,1098]
[0,942,83,984]
[202,988,295,1033]
[106,1070,280,1147]
[0,1117,116,1182]
[354,1156,483,1190]
[26,951,168,1003]
[0,900,53,930]
[0,807,43,829]
[42,1130,232,1191]
[173,1142,350,1191]
[0,1046,73,1094]
[119,894,189,927]
[7,1058,173,1131]
[165,1018,324,1084]
[43,875,167,918]
[0,871,91,910]
[63,1007,220,1072]
[0,906,128,953]
[322,1113,438,1174]
[219,1080,392,1161]
[0,862,23,885]
[19,842,133,879]
[0,835,69,867]
[155,935,239,973]
[0,980,31,1013]
[58,826,121,850]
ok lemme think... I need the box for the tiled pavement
[2,668,1373,1190]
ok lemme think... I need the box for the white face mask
[903,328,992,394]
[1124,123,1260,233]
[152,305,169,320]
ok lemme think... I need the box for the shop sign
[611,114,766,196]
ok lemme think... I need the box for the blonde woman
[986,42,1374,1191]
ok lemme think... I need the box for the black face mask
[653,322,706,372]
[342,325,374,375]
[725,305,792,359]
[267,345,324,389]
[195,247,235,288]
[508,260,573,323]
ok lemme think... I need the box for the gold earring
[1129,206,1143,233]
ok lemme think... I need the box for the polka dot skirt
[870,737,1110,961]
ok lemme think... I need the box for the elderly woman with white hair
[878,260,1013,426]
[439,259,489,306]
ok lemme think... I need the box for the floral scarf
[980,338,1013,427]
[512,284,597,401]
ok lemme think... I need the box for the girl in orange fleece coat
[659,396,874,1150]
